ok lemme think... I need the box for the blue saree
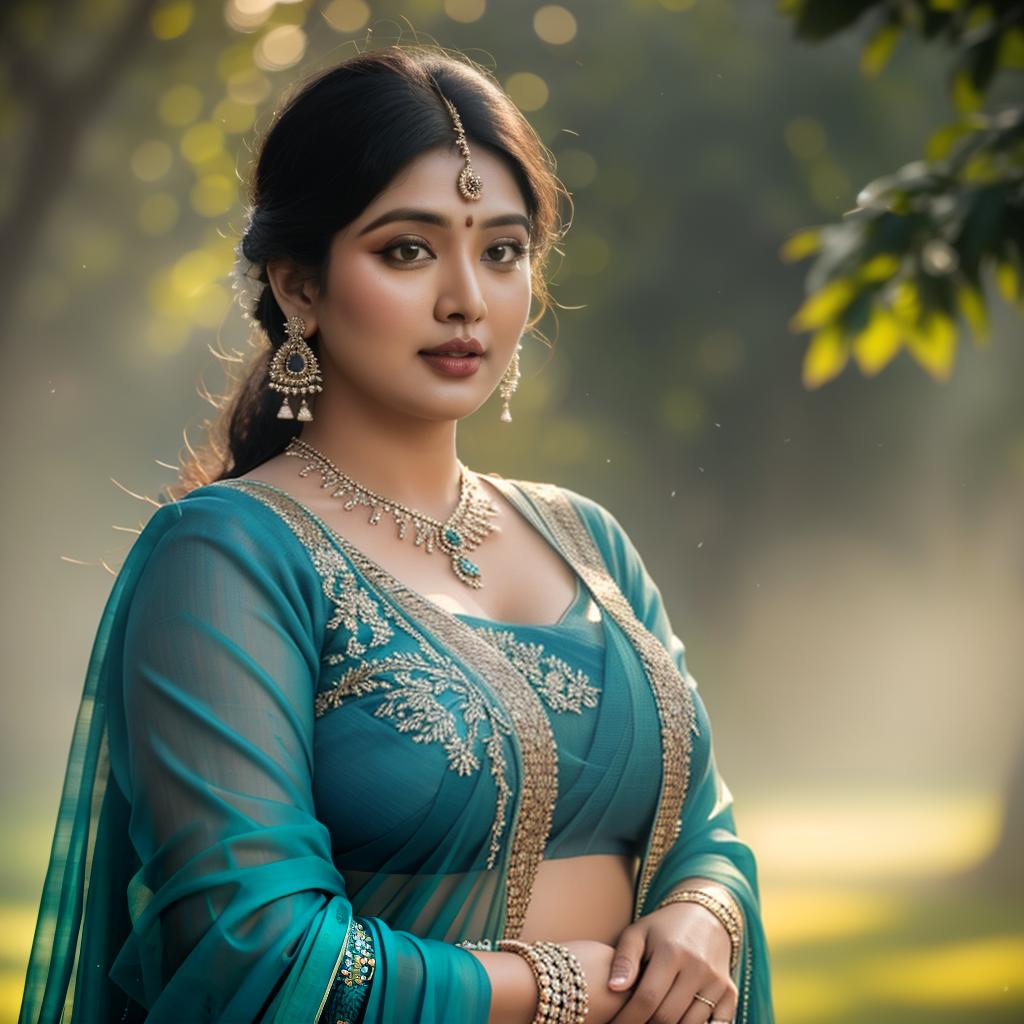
[19,471,774,1022]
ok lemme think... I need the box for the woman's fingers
[607,943,678,1024]
[681,974,738,1024]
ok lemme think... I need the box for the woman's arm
[115,493,491,1022]
[466,942,632,1024]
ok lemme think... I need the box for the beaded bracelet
[495,938,589,1024]
[656,887,743,974]
[327,919,376,1024]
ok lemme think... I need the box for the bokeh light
[444,0,485,24]
[191,174,237,217]
[158,84,204,127]
[138,193,181,236]
[322,0,373,33]
[180,121,225,165]
[223,0,276,33]
[150,1,194,41]
[226,67,272,104]
[130,139,174,182]
[504,71,549,112]
[211,96,256,134]
[533,5,577,45]
[556,147,598,189]
[254,24,308,71]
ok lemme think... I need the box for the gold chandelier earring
[498,341,522,423]
[268,314,323,422]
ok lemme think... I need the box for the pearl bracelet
[656,887,743,974]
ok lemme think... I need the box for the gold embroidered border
[473,629,600,715]
[483,476,698,921]
[327,543,559,940]
[207,478,558,940]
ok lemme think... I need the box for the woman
[20,45,773,1024]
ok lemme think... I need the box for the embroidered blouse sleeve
[117,490,491,1023]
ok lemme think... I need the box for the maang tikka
[437,85,523,423]
[435,85,483,201]
[267,314,323,421]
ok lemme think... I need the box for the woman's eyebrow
[357,207,531,236]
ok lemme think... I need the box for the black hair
[169,43,570,499]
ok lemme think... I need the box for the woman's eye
[380,238,530,268]
[487,241,530,265]
[383,240,432,264]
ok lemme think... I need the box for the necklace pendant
[452,552,484,588]
[282,438,498,591]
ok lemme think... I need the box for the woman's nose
[436,252,487,323]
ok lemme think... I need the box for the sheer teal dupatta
[19,474,772,1022]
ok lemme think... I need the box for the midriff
[517,854,637,946]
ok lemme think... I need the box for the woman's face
[309,145,533,424]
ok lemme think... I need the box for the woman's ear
[266,259,320,333]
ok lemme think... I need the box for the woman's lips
[418,353,482,377]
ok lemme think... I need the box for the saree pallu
[19,472,774,1022]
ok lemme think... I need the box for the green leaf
[790,277,858,331]
[779,228,823,262]
[995,261,1020,303]
[952,68,983,113]
[802,323,849,389]
[852,305,904,375]
[955,282,990,346]
[861,23,902,77]
[998,27,1024,70]
[905,311,957,380]
[857,253,902,283]
[925,121,975,161]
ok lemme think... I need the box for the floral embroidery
[316,649,497,776]
[306,537,393,659]
[470,629,600,715]
[210,479,515,870]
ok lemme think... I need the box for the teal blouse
[453,582,663,863]
[19,472,774,1023]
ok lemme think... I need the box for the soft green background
[2,1,1022,1021]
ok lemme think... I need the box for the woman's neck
[294,412,462,521]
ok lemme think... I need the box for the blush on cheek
[329,261,425,339]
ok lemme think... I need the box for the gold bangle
[656,888,743,973]
[536,941,588,1024]
[496,939,588,1024]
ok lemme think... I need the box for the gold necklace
[283,437,499,589]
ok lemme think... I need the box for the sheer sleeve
[569,492,775,1022]
[109,492,491,1022]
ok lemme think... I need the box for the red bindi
[465,215,473,227]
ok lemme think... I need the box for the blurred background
[2,0,1022,1021]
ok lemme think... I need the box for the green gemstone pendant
[453,554,482,587]
[283,438,498,589]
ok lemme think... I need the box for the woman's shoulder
[139,478,332,580]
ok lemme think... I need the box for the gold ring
[693,992,718,1008]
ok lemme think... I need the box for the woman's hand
[603,903,738,1024]
[559,940,633,1023]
